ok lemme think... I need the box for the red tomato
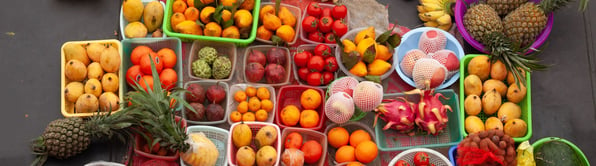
[298,67,310,81]
[322,72,334,85]
[306,72,322,86]
[138,75,154,92]
[318,16,333,33]
[306,2,322,17]
[294,51,312,67]
[126,65,144,86]
[139,52,163,75]
[395,160,411,166]
[332,19,348,37]
[413,152,430,166]
[159,68,178,91]
[284,132,303,149]
[301,140,323,164]
[308,31,324,43]
[307,55,325,72]
[332,4,348,20]
[324,56,339,72]
[321,8,332,18]
[131,46,153,65]
[302,16,319,33]
[314,44,332,58]
[325,33,336,43]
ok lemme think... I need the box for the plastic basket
[374,89,462,151]
[458,54,532,143]
[299,3,351,46]
[182,81,229,125]
[388,148,452,166]
[180,126,229,166]
[293,44,339,89]
[162,0,261,46]
[226,83,277,125]
[134,116,186,161]
[275,85,326,131]
[119,0,167,40]
[227,122,282,166]
[280,127,327,166]
[324,122,381,165]
[335,27,394,81]
[187,40,237,81]
[531,137,590,166]
[394,27,464,90]
[454,0,553,54]
[255,2,301,45]
[243,45,292,86]
[60,39,124,118]
[448,145,457,166]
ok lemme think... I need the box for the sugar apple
[192,59,211,79]
[212,56,232,79]
[198,47,218,65]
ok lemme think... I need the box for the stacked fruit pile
[301,2,348,43]
[281,132,324,165]
[457,129,517,166]
[229,86,273,122]
[339,27,395,79]
[279,89,322,128]
[256,3,298,43]
[244,47,288,84]
[169,0,255,38]
[417,0,454,31]
[126,45,178,91]
[190,46,233,79]
[231,123,279,166]
[327,126,378,164]
[294,44,338,86]
[184,82,227,122]
[325,77,384,123]
[122,0,165,38]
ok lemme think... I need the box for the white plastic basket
[334,27,394,81]
[388,148,452,166]
[226,84,277,125]
[227,122,282,166]
[119,0,167,39]
[255,2,302,45]
[181,126,229,166]
[181,80,229,125]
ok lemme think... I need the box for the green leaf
[362,44,376,64]
[275,0,281,15]
[213,5,225,24]
[342,51,361,69]
[376,30,392,44]
[364,75,381,83]
[223,19,234,29]
[194,0,206,10]
[387,34,402,48]
[271,35,286,46]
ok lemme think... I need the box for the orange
[204,22,222,37]
[262,13,282,31]
[221,0,236,7]
[234,90,247,102]
[256,87,270,100]
[237,101,248,113]
[276,25,296,43]
[184,7,200,21]
[245,86,257,97]
[255,109,268,121]
[172,0,188,13]
[349,130,371,147]
[200,0,214,4]
[200,6,215,24]
[354,141,378,164]
[234,9,253,28]
[130,46,154,65]
[222,26,240,39]
[248,97,261,112]
[280,105,300,126]
[259,5,275,20]
[300,89,322,110]
[257,25,273,41]
[170,12,186,28]
[157,48,177,69]
[242,112,255,122]
[328,127,350,148]
[347,162,365,166]
[222,9,232,22]
[299,110,319,128]
[229,111,242,122]
[335,145,356,163]
[186,0,194,7]
[260,99,273,112]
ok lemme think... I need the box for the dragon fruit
[412,58,447,89]
[325,92,355,124]
[419,29,447,54]
[374,97,417,135]
[406,89,452,135]
[352,81,384,112]
[328,77,359,97]
[400,49,426,78]
[431,49,459,78]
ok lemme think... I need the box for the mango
[143,1,164,32]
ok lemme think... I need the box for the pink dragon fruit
[328,76,359,97]
[374,97,417,135]
[419,29,447,54]
[406,89,452,135]
[352,81,384,112]
[400,49,426,78]
[412,58,447,89]
[431,49,459,78]
[325,92,355,124]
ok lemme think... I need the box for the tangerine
[255,109,268,121]
[248,97,261,112]
[245,86,257,97]
[349,130,371,147]
[299,110,319,128]
[157,48,177,69]
[222,9,232,22]
[276,25,295,43]
[328,127,349,148]
[242,112,255,122]
[170,12,186,28]
[222,26,240,39]
[234,9,253,28]
[204,22,222,37]
[221,0,236,7]
[199,6,215,24]
[256,87,270,100]
[280,105,300,126]
[172,0,187,13]
[300,89,322,110]
[184,7,199,21]
[335,145,356,163]
[354,141,378,164]
[257,25,273,41]
[284,132,303,149]
[130,46,154,65]
[346,162,365,166]
[229,111,242,122]
[237,101,248,113]
[260,99,273,112]
[234,90,247,102]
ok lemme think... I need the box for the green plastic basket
[162,0,261,46]
[374,89,463,151]
[459,54,532,143]
[532,137,590,166]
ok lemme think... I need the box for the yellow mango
[278,7,296,27]
[356,38,376,56]
[175,20,202,35]
[349,61,368,77]
[354,26,375,45]
[367,59,392,76]
[375,44,393,61]
[342,39,356,53]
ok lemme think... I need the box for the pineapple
[463,4,503,45]
[487,0,528,15]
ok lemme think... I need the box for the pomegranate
[265,63,286,84]
[247,49,267,66]
[267,47,287,66]
[245,62,265,82]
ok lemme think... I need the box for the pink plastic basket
[227,122,282,166]
[275,85,326,131]
[280,127,328,166]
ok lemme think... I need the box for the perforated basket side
[187,40,237,81]
[281,127,327,166]
[226,84,277,125]
[388,148,452,166]
[324,122,380,165]
[181,81,229,125]
[182,126,229,166]
[227,122,281,166]
[275,85,326,131]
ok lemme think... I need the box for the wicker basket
[180,126,229,166]
[275,85,326,131]
[281,127,327,166]
[227,122,281,166]
[388,148,452,166]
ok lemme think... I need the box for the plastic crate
[162,0,261,46]
[280,127,327,166]
[335,27,393,81]
[181,81,229,125]
[532,137,590,166]
[275,85,326,131]
[459,54,532,143]
[60,39,124,118]
[227,122,281,166]
[119,0,167,40]
[255,2,301,45]
[226,84,277,125]
[134,116,186,161]
[324,122,381,165]
[299,3,351,46]
[187,40,237,81]
[374,89,463,151]
[448,146,457,166]
[180,126,229,166]
[388,148,452,166]
[293,44,339,89]
[243,45,291,86]
[394,27,464,90]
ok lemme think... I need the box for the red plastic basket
[281,127,328,166]
[133,116,186,161]
[227,122,282,166]
[275,85,326,131]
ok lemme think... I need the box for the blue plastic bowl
[394,27,465,90]
[449,145,457,166]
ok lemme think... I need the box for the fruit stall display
[255,2,301,45]
[121,0,167,39]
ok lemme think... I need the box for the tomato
[395,160,411,166]
[322,71,334,85]
[413,152,430,166]
[157,48,177,69]
[306,72,322,86]
[306,2,322,17]
[126,65,144,86]
[307,55,325,72]
[159,68,178,91]
[332,4,348,20]
[139,52,163,75]
[318,16,333,33]
[294,50,312,67]
[308,31,325,43]
[302,16,319,33]
[325,33,336,43]
[314,44,332,58]
[138,75,154,92]
[131,46,153,65]
[332,19,348,37]
[284,132,303,149]
[298,67,310,81]
[321,8,332,18]
[301,140,323,164]
[324,56,339,72]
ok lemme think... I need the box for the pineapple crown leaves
[538,0,573,13]
[85,108,136,140]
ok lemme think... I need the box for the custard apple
[212,56,232,79]
[198,47,218,65]
[192,59,211,78]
